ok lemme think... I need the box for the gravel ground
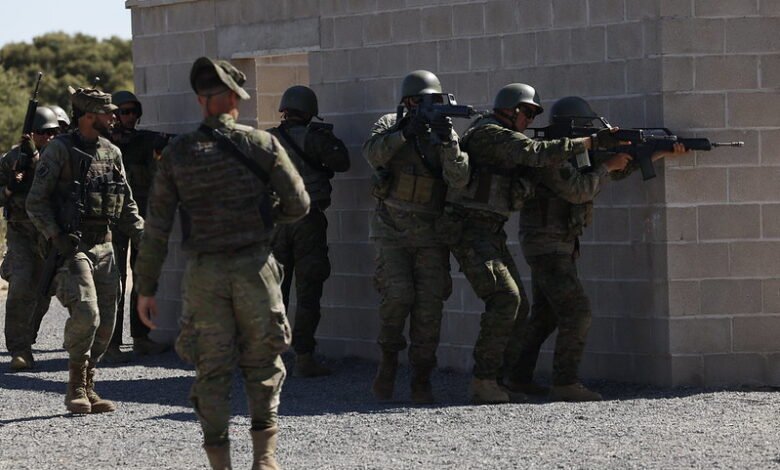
[1,291,780,469]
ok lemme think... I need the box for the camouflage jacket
[267,121,350,206]
[134,113,309,296]
[0,145,46,234]
[362,112,469,247]
[25,131,144,243]
[449,115,588,222]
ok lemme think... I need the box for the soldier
[47,104,72,133]
[267,85,350,377]
[135,57,309,470]
[502,96,686,402]
[26,87,144,414]
[439,84,624,404]
[0,107,58,371]
[104,89,170,362]
[362,70,469,404]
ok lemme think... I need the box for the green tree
[0,32,133,151]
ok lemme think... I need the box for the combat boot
[549,382,603,402]
[65,361,92,414]
[503,379,550,397]
[9,351,34,372]
[102,344,133,364]
[132,336,170,356]
[203,442,232,470]
[85,361,117,413]
[251,427,280,470]
[371,351,398,401]
[410,365,434,404]
[469,378,510,405]
[293,353,332,378]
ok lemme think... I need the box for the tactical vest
[447,117,515,218]
[2,147,37,223]
[520,185,593,241]
[268,124,332,205]
[114,129,158,207]
[168,128,272,252]
[377,116,447,216]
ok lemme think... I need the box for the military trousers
[271,207,331,355]
[373,242,452,369]
[176,245,290,446]
[110,230,150,346]
[448,217,526,380]
[2,224,52,355]
[55,239,119,363]
[507,253,591,386]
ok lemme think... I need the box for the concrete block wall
[126,0,780,386]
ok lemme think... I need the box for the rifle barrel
[711,141,745,147]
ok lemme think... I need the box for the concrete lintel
[125,0,199,9]
[232,45,320,60]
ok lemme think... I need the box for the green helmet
[32,106,60,132]
[46,105,70,126]
[112,90,143,117]
[493,83,543,114]
[279,85,319,116]
[549,96,597,126]
[400,70,442,99]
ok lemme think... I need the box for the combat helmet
[493,83,543,115]
[112,90,143,117]
[400,70,442,99]
[279,85,319,117]
[47,105,70,126]
[32,106,60,132]
[549,96,597,126]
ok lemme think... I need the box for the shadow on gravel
[0,413,70,425]
[146,411,196,423]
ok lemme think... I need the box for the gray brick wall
[126,0,780,386]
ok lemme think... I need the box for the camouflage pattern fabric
[134,112,308,446]
[505,254,591,386]
[25,132,144,363]
[178,247,290,445]
[373,243,451,369]
[271,208,330,355]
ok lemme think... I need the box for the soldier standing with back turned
[363,70,469,404]
[136,57,309,470]
[26,87,144,414]
[268,85,350,377]
[0,107,59,371]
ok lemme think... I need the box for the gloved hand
[53,233,80,257]
[19,134,36,158]
[594,127,622,149]
[402,113,429,140]
[6,171,30,193]
[429,115,454,141]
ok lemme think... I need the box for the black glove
[594,128,622,149]
[402,113,429,140]
[429,115,454,141]
[19,135,36,159]
[53,233,80,257]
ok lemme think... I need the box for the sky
[0,0,132,47]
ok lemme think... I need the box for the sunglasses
[34,128,59,136]
[118,107,141,116]
[518,106,537,120]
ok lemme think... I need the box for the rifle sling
[198,124,270,184]
[276,124,334,177]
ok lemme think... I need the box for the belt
[80,226,112,244]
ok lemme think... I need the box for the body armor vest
[168,130,271,253]
[269,124,332,205]
[113,129,159,207]
[520,185,593,241]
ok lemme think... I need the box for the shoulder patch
[36,161,50,178]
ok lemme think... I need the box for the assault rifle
[399,93,479,144]
[530,116,744,180]
[18,72,44,170]
[38,142,93,297]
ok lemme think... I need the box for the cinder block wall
[126,0,780,387]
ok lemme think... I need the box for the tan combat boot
[371,351,398,401]
[549,382,603,402]
[293,353,332,378]
[203,442,232,470]
[85,361,117,413]
[251,427,280,470]
[65,361,92,414]
[503,379,549,397]
[410,365,434,405]
[469,378,510,405]
[9,351,34,372]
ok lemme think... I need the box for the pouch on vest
[371,168,392,200]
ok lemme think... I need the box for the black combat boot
[371,351,398,401]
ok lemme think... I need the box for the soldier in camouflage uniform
[363,70,469,404]
[441,84,623,404]
[105,90,171,362]
[135,57,309,470]
[503,96,686,402]
[0,107,59,371]
[268,85,350,378]
[26,87,144,414]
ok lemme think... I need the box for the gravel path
[1,292,779,469]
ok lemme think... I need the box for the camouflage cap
[190,57,250,100]
[68,86,117,114]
